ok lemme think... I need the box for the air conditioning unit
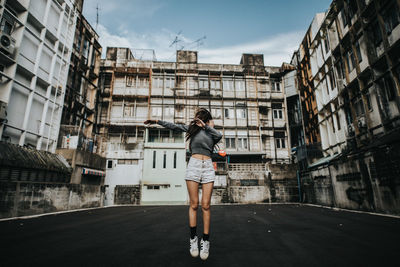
[0,32,16,57]
[357,116,367,128]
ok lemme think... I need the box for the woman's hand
[144,119,158,125]
[194,118,205,128]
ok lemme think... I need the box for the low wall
[300,143,400,215]
[0,181,105,219]
[224,163,299,204]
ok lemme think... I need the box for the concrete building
[289,0,400,214]
[0,0,108,219]
[55,3,106,187]
[0,0,79,153]
[98,48,294,205]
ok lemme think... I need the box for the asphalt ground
[0,204,399,267]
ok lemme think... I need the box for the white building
[0,0,79,152]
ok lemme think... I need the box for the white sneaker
[200,239,210,260]
[189,236,199,257]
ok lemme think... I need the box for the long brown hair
[186,108,217,152]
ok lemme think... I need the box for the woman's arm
[156,120,189,132]
[205,125,222,143]
[204,124,222,144]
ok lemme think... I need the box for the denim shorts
[185,157,215,184]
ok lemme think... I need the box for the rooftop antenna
[192,35,206,50]
[169,30,183,51]
[95,3,101,30]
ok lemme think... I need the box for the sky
[83,0,332,66]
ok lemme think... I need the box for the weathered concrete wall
[229,186,270,203]
[224,163,298,204]
[0,181,105,218]
[301,144,400,215]
[114,185,140,205]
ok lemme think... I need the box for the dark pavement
[1,204,399,267]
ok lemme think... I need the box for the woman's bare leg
[186,180,199,227]
[201,182,214,234]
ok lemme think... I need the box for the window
[147,185,160,190]
[370,20,383,46]
[152,106,162,117]
[324,35,330,54]
[274,131,286,149]
[273,109,283,119]
[165,77,175,88]
[163,151,167,168]
[272,82,281,92]
[118,159,138,165]
[152,151,156,168]
[173,152,177,169]
[275,138,286,149]
[225,137,236,149]
[347,0,358,19]
[346,48,356,72]
[199,79,208,89]
[224,108,233,119]
[235,80,245,91]
[336,59,345,80]
[0,13,14,35]
[328,70,336,90]
[82,38,89,60]
[137,77,149,88]
[124,105,134,117]
[223,79,233,91]
[211,108,222,119]
[365,88,373,111]
[341,9,349,28]
[383,5,400,35]
[210,80,220,89]
[126,75,134,87]
[353,95,365,117]
[355,41,362,63]
[335,113,341,130]
[107,160,113,169]
[163,106,174,117]
[152,77,163,88]
[236,107,246,119]
[238,137,248,150]
[272,103,283,119]
[380,74,397,101]
[76,34,82,52]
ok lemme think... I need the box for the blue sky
[83,0,332,65]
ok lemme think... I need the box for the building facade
[55,4,106,187]
[98,48,293,205]
[0,0,79,153]
[290,0,400,214]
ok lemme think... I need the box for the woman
[144,108,222,260]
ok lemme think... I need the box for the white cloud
[96,24,303,66]
[199,32,304,66]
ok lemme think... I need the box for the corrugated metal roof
[0,142,71,173]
